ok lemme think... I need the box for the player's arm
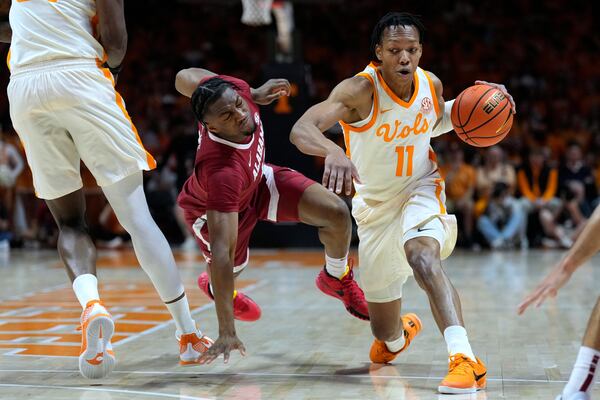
[518,204,600,315]
[290,76,371,195]
[96,0,127,71]
[199,209,246,364]
[175,67,289,105]
[175,68,217,98]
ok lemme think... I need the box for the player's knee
[57,216,87,232]
[371,321,401,342]
[405,241,440,280]
[324,197,351,228]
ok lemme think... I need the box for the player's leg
[367,298,422,364]
[8,73,115,379]
[60,66,212,363]
[46,190,116,378]
[280,172,368,320]
[557,297,600,400]
[404,225,486,394]
[189,211,262,322]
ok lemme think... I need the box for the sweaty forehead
[382,25,420,43]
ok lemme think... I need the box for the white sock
[385,333,406,353]
[325,253,348,279]
[562,346,600,397]
[72,274,100,309]
[166,294,199,336]
[444,325,476,362]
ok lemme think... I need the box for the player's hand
[252,79,291,105]
[323,147,361,195]
[198,333,246,365]
[517,262,574,315]
[474,80,516,114]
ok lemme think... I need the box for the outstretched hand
[517,262,573,315]
[474,80,516,114]
[198,333,246,364]
[253,79,291,105]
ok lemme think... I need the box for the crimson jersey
[177,75,266,214]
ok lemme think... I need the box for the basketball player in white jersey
[0,0,213,378]
[519,205,600,400]
[291,12,515,394]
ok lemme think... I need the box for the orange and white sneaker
[370,313,422,364]
[438,354,487,394]
[78,300,116,379]
[178,331,214,365]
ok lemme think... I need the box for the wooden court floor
[0,247,599,399]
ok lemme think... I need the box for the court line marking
[0,368,570,384]
[0,383,212,400]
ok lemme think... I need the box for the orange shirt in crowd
[517,167,558,202]
[440,163,476,201]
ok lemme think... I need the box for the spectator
[0,129,25,228]
[477,182,525,249]
[517,147,573,248]
[558,142,596,206]
[440,143,476,247]
[475,146,516,218]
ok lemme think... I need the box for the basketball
[451,84,513,147]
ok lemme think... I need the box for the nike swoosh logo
[335,290,344,296]
[380,108,393,114]
[473,371,486,381]
[417,227,433,232]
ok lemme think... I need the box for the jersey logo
[420,97,433,114]
[374,112,430,143]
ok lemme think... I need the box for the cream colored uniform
[7,0,155,200]
[341,63,457,303]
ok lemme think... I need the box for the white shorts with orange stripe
[352,171,457,303]
[7,58,155,200]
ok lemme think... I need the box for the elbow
[289,121,304,147]
[102,31,127,61]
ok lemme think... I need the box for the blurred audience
[0,0,597,250]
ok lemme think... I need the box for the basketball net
[241,0,274,26]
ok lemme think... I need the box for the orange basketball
[451,84,513,147]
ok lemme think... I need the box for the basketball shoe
[438,354,487,394]
[178,331,214,365]
[370,313,422,363]
[197,271,261,321]
[315,261,369,320]
[78,300,116,379]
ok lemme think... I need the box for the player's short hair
[370,12,426,60]
[191,77,239,123]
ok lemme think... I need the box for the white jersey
[341,63,443,203]
[8,0,105,71]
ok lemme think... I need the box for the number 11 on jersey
[395,145,414,177]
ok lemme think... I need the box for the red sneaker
[197,271,261,322]
[315,263,369,321]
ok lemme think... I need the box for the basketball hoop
[241,0,273,26]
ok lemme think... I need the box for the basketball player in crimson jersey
[175,69,369,363]
[290,12,515,394]
[519,205,600,400]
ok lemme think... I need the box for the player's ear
[375,44,383,62]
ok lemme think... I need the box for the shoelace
[448,355,475,375]
[341,269,364,303]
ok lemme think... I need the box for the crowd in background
[0,0,598,252]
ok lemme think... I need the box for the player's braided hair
[370,12,426,61]
[191,77,239,123]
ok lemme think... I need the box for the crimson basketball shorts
[184,164,315,272]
